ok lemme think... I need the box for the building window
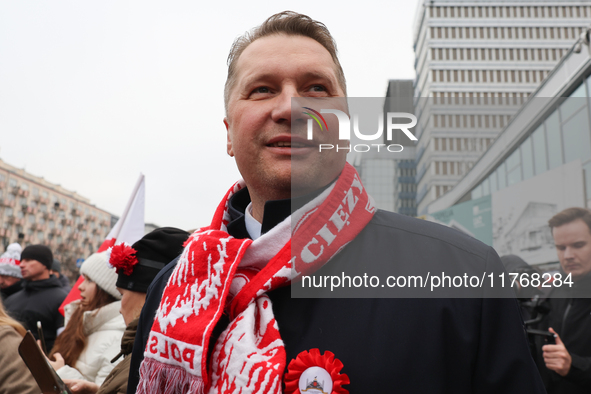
[562,107,591,163]
[532,125,548,175]
[489,170,498,193]
[481,177,490,195]
[506,148,522,186]
[521,137,535,180]
[472,184,482,199]
[546,112,563,170]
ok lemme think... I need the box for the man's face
[117,287,147,326]
[0,275,20,289]
[552,219,591,281]
[20,259,49,281]
[224,34,347,202]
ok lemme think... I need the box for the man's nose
[564,247,576,259]
[271,86,299,124]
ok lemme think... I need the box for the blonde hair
[0,298,26,337]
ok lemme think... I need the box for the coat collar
[64,300,124,335]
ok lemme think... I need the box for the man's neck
[248,189,290,223]
[227,183,334,239]
[29,271,50,281]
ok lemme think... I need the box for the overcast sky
[0,0,421,230]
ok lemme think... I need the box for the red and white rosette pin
[284,349,350,394]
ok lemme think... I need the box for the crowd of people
[0,227,189,394]
[0,10,589,394]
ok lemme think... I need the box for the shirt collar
[226,184,331,239]
[244,203,262,240]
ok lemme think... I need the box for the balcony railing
[1,199,15,207]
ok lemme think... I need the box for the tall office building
[413,0,591,214]
[385,80,417,216]
[354,80,418,215]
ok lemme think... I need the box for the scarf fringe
[137,358,205,394]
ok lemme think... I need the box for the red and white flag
[59,174,146,315]
[97,174,146,252]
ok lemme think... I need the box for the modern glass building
[428,30,591,265]
[470,79,591,202]
[412,0,591,214]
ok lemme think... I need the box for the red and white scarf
[137,163,375,393]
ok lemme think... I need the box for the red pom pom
[109,243,138,276]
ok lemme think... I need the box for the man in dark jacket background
[5,244,68,351]
[539,207,591,393]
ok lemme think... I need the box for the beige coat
[56,300,125,386]
[97,317,138,394]
[0,325,39,394]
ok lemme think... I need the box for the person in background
[64,228,190,394]
[0,243,24,300]
[49,251,125,387]
[540,207,591,393]
[500,254,543,319]
[0,297,40,394]
[51,258,72,291]
[4,244,67,350]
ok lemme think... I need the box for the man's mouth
[268,141,310,148]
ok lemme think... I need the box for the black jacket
[4,275,68,351]
[128,190,545,393]
[536,273,591,393]
[0,278,23,300]
[57,274,72,292]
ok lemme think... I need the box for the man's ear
[224,118,234,157]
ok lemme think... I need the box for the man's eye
[252,87,271,94]
[309,85,326,92]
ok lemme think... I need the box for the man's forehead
[554,219,591,240]
[233,34,339,82]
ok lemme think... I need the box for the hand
[37,339,66,370]
[36,339,47,354]
[63,379,99,394]
[48,352,66,370]
[542,327,572,376]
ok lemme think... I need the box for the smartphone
[526,328,557,345]
[37,321,47,355]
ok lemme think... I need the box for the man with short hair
[540,207,591,393]
[128,12,544,393]
[5,244,68,351]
